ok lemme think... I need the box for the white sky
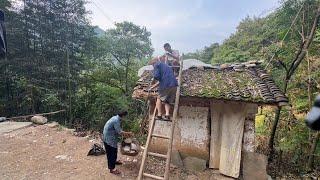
[86,0,280,55]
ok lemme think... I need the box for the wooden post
[66,49,72,125]
[164,58,183,180]
[7,110,66,120]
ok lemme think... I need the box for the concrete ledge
[0,121,33,134]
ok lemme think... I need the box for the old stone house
[132,59,288,178]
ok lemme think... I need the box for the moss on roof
[132,61,288,106]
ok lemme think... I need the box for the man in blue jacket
[103,111,133,175]
[150,61,178,121]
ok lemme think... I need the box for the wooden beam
[209,101,223,169]
[7,110,66,120]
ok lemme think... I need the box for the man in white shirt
[164,43,179,64]
[163,43,180,75]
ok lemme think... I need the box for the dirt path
[0,124,139,180]
[0,123,232,180]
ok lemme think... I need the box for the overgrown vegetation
[1,0,320,177]
[0,0,151,133]
[196,0,320,176]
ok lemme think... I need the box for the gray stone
[171,149,184,168]
[242,152,268,180]
[183,156,206,172]
[0,117,6,122]
[46,121,59,128]
[31,115,48,125]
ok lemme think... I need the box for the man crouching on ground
[103,111,133,175]
[150,60,178,121]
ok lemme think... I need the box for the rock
[55,155,72,162]
[123,146,130,152]
[65,128,76,135]
[46,121,59,128]
[171,149,184,168]
[74,131,86,137]
[186,174,198,180]
[130,143,138,151]
[55,155,67,160]
[183,156,206,172]
[0,117,6,122]
[31,116,48,125]
[242,152,268,180]
[124,138,132,144]
[212,174,238,180]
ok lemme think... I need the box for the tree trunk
[125,58,130,95]
[268,105,282,160]
[66,50,72,125]
[307,132,320,170]
[268,5,320,160]
[269,78,288,160]
[306,53,318,171]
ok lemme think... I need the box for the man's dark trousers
[104,142,117,170]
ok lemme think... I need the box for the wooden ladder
[137,60,183,180]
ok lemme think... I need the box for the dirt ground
[0,124,138,180]
[0,123,228,180]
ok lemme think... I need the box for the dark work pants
[104,142,118,170]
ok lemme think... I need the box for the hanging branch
[268,4,320,159]
[287,5,320,79]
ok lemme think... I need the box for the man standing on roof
[149,60,178,121]
[164,43,180,65]
[164,43,180,75]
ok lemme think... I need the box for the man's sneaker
[155,115,162,120]
[162,115,171,121]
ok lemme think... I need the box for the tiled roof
[132,60,288,106]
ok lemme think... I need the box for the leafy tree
[0,0,95,120]
[72,21,153,131]
[104,21,153,94]
[183,43,219,63]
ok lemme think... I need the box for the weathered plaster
[149,105,210,160]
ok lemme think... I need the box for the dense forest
[0,0,152,131]
[1,0,320,177]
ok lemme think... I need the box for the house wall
[243,104,258,152]
[149,105,210,160]
[209,100,258,178]
[147,98,257,166]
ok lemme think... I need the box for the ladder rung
[143,173,164,180]
[152,134,170,139]
[155,118,172,122]
[148,152,167,159]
